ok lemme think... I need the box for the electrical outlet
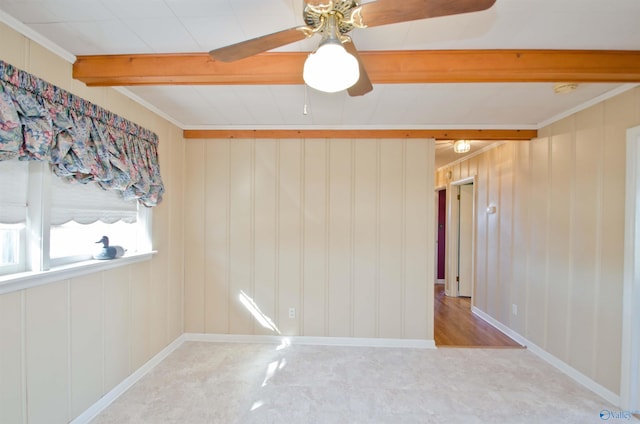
[288,307,296,319]
[512,304,518,316]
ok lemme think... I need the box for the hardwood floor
[434,284,523,348]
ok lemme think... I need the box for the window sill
[0,251,157,295]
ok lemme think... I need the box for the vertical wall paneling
[184,140,206,332]
[511,141,530,335]
[185,138,435,341]
[277,140,303,335]
[562,113,576,364]
[352,140,379,338]
[69,275,103,418]
[474,153,488,310]
[596,93,634,391]
[568,105,601,376]
[591,106,607,384]
[205,140,231,333]
[254,140,278,335]
[25,281,69,424]
[526,137,550,346]
[130,262,151,371]
[328,140,352,337]
[168,125,186,341]
[28,43,70,90]
[229,140,254,334]
[546,119,573,361]
[486,148,500,318]
[437,86,640,396]
[0,21,186,422]
[0,291,24,423]
[404,140,433,339]
[378,141,404,338]
[0,21,28,68]
[496,144,513,322]
[149,250,168,356]
[148,120,171,354]
[102,266,131,393]
[349,141,357,336]
[302,140,328,336]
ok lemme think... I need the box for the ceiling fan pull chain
[303,83,311,115]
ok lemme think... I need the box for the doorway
[435,175,521,348]
[457,183,473,297]
[435,189,446,285]
[447,177,475,299]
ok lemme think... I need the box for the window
[0,58,162,280]
[0,159,151,276]
[0,159,27,275]
[0,223,23,269]
[49,168,140,265]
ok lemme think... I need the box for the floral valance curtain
[0,59,164,207]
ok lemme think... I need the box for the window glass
[50,220,137,262]
[0,159,148,274]
[0,159,28,224]
[0,224,21,266]
[0,160,28,274]
[49,176,139,263]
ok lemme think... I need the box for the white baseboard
[471,306,621,407]
[72,333,434,422]
[70,334,186,424]
[184,333,436,349]
[435,279,445,285]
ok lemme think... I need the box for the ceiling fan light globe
[303,42,360,93]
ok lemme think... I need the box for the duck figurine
[93,236,126,260]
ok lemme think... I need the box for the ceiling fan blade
[343,40,373,97]
[209,26,311,62]
[355,0,496,28]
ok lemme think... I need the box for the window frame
[0,223,26,275]
[0,161,154,290]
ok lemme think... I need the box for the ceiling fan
[209,0,497,96]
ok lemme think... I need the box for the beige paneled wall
[436,86,640,395]
[0,22,185,423]
[185,138,434,340]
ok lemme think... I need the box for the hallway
[434,284,523,348]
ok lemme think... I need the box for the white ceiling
[1,0,639,167]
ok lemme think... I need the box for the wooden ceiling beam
[183,129,537,140]
[73,50,640,86]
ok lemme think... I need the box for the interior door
[458,184,473,297]
[437,189,446,281]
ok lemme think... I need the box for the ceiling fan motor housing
[304,0,360,34]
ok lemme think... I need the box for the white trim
[1,6,635,138]
[472,306,621,407]
[183,333,436,349]
[0,251,156,295]
[71,333,434,422]
[622,125,640,411]
[113,87,186,129]
[70,335,186,424]
[447,176,477,299]
[537,84,639,129]
[450,176,475,186]
[0,9,76,64]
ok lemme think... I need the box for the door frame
[622,125,640,410]
[447,176,476,299]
